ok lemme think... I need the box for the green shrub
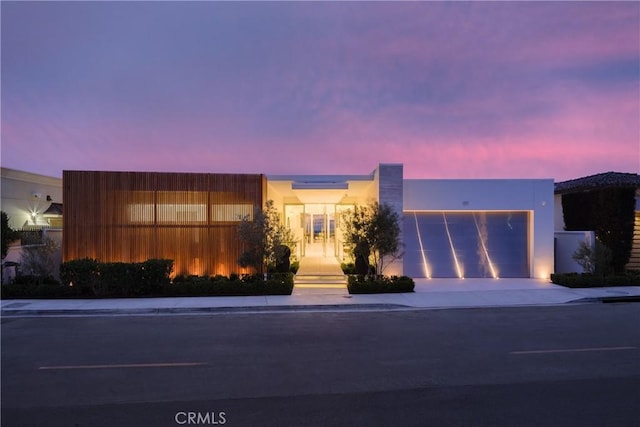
[164,272,294,296]
[59,258,99,296]
[4,259,290,299]
[347,275,415,294]
[290,261,300,274]
[551,272,640,288]
[341,262,376,275]
[341,262,355,274]
[1,279,79,299]
[11,275,60,286]
[58,258,173,297]
[141,259,173,290]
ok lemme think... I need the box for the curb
[0,303,410,317]
[567,296,640,304]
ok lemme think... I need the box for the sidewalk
[2,279,639,316]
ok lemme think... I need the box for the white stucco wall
[403,179,555,279]
[554,193,565,231]
[1,167,63,229]
[555,231,594,274]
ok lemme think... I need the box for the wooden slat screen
[63,171,266,276]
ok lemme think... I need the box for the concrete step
[294,280,348,286]
[294,274,347,285]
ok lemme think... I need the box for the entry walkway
[295,256,345,276]
[293,251,347,295]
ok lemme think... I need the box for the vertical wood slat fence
[63,171,266,277]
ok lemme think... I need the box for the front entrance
[303,204,335,258]
[284,203,348,292]
[285,203,348,260]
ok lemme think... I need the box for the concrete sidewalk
[2,279,639,316]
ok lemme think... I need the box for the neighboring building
[554,171,640,272]
[64,165,555,279]
[1,167,63,282]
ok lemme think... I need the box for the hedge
[1,259,294,298]
[561,188,636,273]
[164,273,294,296]
[347,275,415,294]
[551,271,640,288]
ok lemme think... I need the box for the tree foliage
[20,237,60,284]
[341,202,403,276]
[572,239,613,276]
[237,200,295,273]
[1,211,21,259]
[562,188,635,273]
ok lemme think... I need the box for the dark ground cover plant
[550,271,640,288]
[347,274,415,294]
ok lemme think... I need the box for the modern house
[61,164,555,279]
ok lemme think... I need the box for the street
[2,303,639,426]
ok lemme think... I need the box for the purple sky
[2,2,639,180]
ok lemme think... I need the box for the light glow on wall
[442,213,464,279]
[413,212,431,279]
[473,213,499,279]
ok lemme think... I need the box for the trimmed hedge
[1,258,293,298]
[561,188,636,273]
[551,271,640,288]
[57,258,173,297]
[347,275,415,294]
[1,281,80,299]
[164,273,294,296]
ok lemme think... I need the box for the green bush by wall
[2,260,294,298]
[551,271,640,288]
[347,275,415,294]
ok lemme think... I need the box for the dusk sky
[1,2,639,180]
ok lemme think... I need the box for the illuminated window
[211,204,253,222]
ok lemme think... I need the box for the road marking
[510,346,637,355]
[38,362,207,370]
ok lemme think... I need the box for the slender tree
[341,202,403,276]
[237,200,294,274]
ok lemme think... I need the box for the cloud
[1,2,638,181]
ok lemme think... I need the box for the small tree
[341,202,403,276]
[20,237,60,284]
[1,211,21,260]
[237,200,295,274]
[572,239,613,277]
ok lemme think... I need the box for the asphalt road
[2,303,639,426]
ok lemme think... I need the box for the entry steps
[294,274,348,288]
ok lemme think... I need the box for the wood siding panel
[63,171,265,276]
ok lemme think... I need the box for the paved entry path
[295,256,345,276]
[293,254,348,296]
